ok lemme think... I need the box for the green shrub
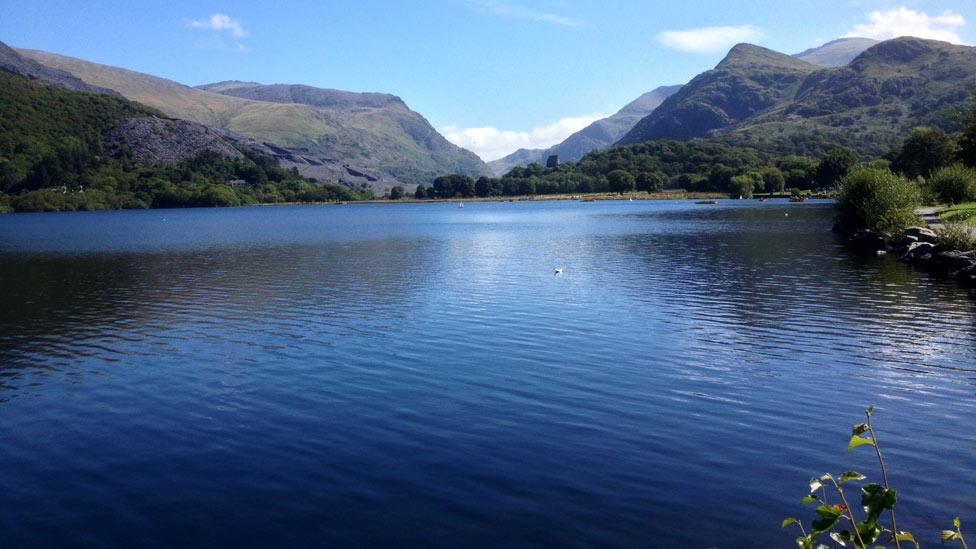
[783,407,968,549]
[928,165,976,204]
[836,167,920,237]
[730,171,762,198]
[935,223,976,252]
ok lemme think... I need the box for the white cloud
[442,113,606,161]
[456,0,582,27]
[844,8,966,44]
[657,25,765,54]
[187,13,247,38]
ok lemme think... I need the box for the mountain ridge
[0,42,120,97]
[618,44,818,145]
[616,36,976,159]
[17,48,490,187]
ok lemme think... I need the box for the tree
[607,169,635,194]
[414,184,428,199]
[475,176,492,197]
[889,127,955,179]
[759,166,785,193]
[815,148,858,188]
[729,172,762,198]
[451,175,476,198]
[707,165,735,193]
[778,155,818,190]
[389,185,405,200]
[636,172,666,193]
[958,92,976,168]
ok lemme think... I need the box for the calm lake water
[0,200,974,548]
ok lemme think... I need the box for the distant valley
[488,85,682,175]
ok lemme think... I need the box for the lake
[0,200,973,548]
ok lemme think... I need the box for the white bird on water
[554,267,564,275]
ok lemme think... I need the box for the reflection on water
[0,201,973,547]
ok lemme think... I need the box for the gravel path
[915,207,945,229]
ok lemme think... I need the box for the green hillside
[619,44,818,145]
[19,49,490,185]
[619,38,976,160]
[16,49,335,146]
[0,71,363,213]
[0,70,158,193]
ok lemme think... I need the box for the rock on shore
[844,226,976,289]
[890,228,976,288]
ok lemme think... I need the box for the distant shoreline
[1,191,836,214]
[258,191,734,208]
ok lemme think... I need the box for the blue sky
[2,0,974,160]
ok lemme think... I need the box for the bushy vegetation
[935,223,976,253]
[888,127,956,179]
[929,165,976,205]
[783,407,968,549]
[0,71,158,194]
[0,72,369,213]
[835,167,920,238]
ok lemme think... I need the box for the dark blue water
[1,200,974,548]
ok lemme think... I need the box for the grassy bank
[938,202,976,225]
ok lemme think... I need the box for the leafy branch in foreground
[782,406,968,549]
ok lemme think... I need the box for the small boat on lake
[696,200,718,205]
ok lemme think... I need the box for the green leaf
[816,505,842,520]
[783,517,798,528]
[852,423,870,436]
[848,434,875,452]
[857,520,883,544]
[810,478,824,493]
[862,484,897,523]
[840,471,866,484]
[802,495,820,504]
[942,530,961,543]
[894,531,916,544]
[954,517,961,529]
[867,405,874,416]
[831,531,851,546]
[813,515,841,534]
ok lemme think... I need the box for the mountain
[718,37,976,158]
[195,80,490,184]
[0,41,119,96]
[17,49,490,186]
[617,37,976,159]
[793,37,879,67]
[618,44,818,145]
[488,85,681,175]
